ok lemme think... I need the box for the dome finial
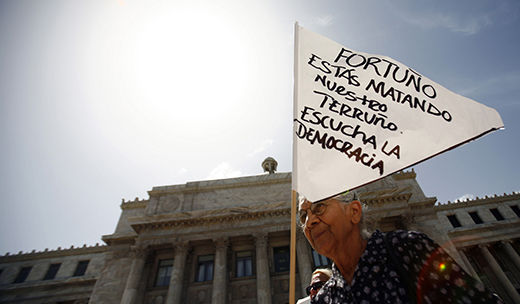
[262,157,278,174]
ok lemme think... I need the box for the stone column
[458,248,480,281]
[254,233,272,304]
[166,241,190,304]
[502,240,520,270]
[212,238,228,304]
[120,247,148,304]
[296,233,313,295]
[479,244,520,303]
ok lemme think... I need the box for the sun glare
[133,5,249,126]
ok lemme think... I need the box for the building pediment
[128,201,291,233]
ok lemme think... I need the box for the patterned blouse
[311,230,502,304]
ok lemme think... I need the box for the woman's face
[300,198,355,258]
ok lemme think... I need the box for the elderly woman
[299,192,502,304]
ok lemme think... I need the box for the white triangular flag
[292,24,503,203]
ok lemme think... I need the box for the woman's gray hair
[298,191,373,239]
[335,191,372,240]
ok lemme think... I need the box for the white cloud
[404,12,491,35]
[454,193,475,202]
[247,139,274,158]
[206,162,242,180]
[457,71,520,100]
[315,15,334,27]
[177,167,187,175]
[387,2,519,36]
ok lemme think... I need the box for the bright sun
[132,5,249,126]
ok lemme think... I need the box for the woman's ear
[349,200,362,224]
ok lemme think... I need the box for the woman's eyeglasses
[299,201,329,226]
[305,281,325,295]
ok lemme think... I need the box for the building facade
[1,166,519,303]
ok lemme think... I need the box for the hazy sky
[1,0,519,255]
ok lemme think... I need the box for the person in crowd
[297,268,333,304]
[299,191,503,303]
